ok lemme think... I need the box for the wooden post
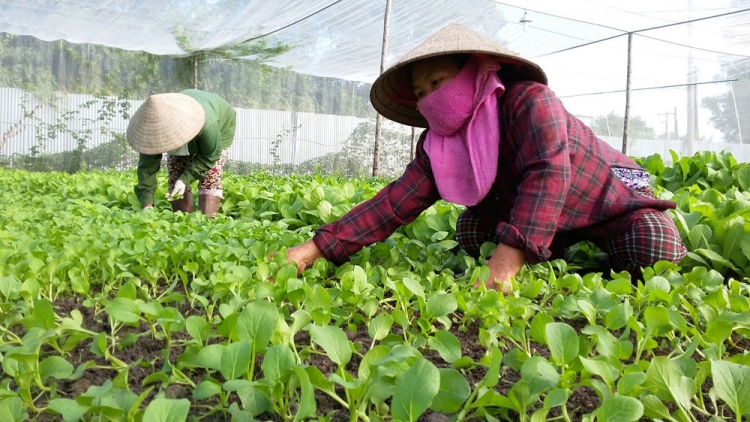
[372,0,392,177]
[622,32,633,155]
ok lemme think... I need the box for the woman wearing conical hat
[284,23,686,292]
[127,89,236,218]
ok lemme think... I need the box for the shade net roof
[1,0,747,81]
[1,0,750,165]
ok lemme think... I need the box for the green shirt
[134,89,236,206]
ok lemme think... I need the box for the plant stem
[456,384,482,421]
[561,401,572,422]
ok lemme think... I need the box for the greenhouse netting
[1,0,749,175]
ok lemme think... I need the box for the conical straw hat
[370,23,547,128]
[126,93,205,154]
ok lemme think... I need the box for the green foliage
[0,33,373,116]
[702,59,750,144]
[1,165,750,421]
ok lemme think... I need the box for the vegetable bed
[1,151,750,422]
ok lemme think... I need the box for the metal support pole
[731,83,743,143]
[410,127,416,160]
[193,55,199,89]
[686,0,695,156]
[622,32,633,155]
[372,0,392,177]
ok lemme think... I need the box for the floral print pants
[167,148,230,198]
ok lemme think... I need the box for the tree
[590,112,657,140]
[702,59,750,144]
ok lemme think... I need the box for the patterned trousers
[167,148,231,198]
[455,209,687,275]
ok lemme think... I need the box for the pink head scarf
[419,55,505,206]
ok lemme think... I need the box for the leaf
[317,200,334,223]
[185,315,211,345]
[368,313,393,342]
[641,394,673,420]
[0,275,21,300]
[718,217,747,267]
[47,398,88,422]
[705,320,733,347]
[579,356,615,388]
[0,397,27,422]
[235,300,280,353]
[545,322,579,368]
[358,345,391,380]
[543,388,568,409]
[193,380,222,400]
[580,325,619,358]
[643,306,670,331]
[142,398,190,422]
[521,356,560,396]
[292,366,316,422]
[236,384,270,416]
[424,293,457,320]
[736,166,750,190]
[39,356,74,382]
[646,356,694,412]
[695,248,740,271]
[220,341,252,381]
[711,360,750,418]
[105,297,140,324]
[309,325,352,366]
[617,372,647,396]
[688,224,713,250]
[261,345,295,385]
[402,277,425,299]
[431,368,470,414]
[597,396,644,422]
[427,330,462,364]
[23,299,56,330]
[479,346,504,388]
[195,344,224,371]
[392,358,440,421]
[530,312,553,344]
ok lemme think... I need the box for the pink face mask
[416,58,480,136]
[419,55,506,207]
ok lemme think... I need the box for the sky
[1,0,747,142]
[487,0,745,142]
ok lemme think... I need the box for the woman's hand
[167,180,186,201]
[275,239,325,275]
[474,243,525,294]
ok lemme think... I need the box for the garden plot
[2,152,750,421]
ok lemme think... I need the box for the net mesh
[1,0,749,176]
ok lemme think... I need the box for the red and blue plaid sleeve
[495,83,571,263]
[313,138,441,264]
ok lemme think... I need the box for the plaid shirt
[313,81,675,265]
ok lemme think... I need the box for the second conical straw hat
[127,93,205,154]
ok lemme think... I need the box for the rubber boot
[171,191,194,213]
[198,195,221,218]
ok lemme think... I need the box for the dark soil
[12,296,736,421]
